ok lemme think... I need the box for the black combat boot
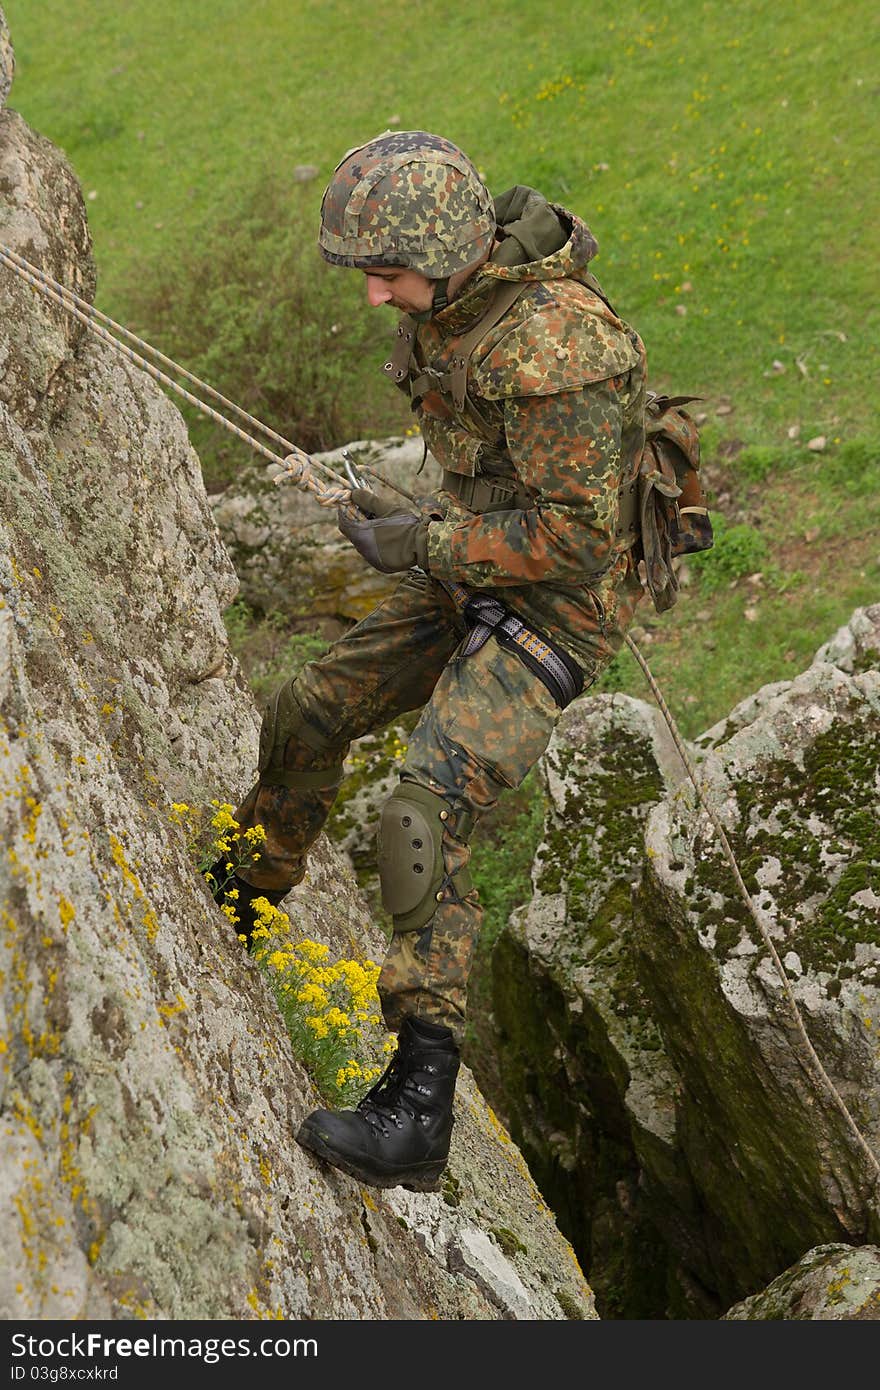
[204,859,288,950]
[295,1014,460,1190]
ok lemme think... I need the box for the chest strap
[384,279,527,411]
[441,469,533,514]
[443,460,639,544]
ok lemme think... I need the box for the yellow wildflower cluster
[168,800,266,923]
[167,818,397,1108]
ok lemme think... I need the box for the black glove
[337,487,432,575]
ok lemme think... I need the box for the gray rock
[640,650,880,1305]
[723,1243,880,1319]
[0,95,594,1320]
[482,615,880,1317]
[0,109,95,430]
[813,602,880,675]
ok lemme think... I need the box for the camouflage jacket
[403,186,647,671]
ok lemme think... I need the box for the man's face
[362,266,435,313]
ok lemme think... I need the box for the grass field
[4,1,879,977]
[7,0,877,444]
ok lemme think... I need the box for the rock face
[486,693,702,1318]
[209,436,441,627]
[485,606,880,1318]
[0,58,595,1319]
[640,611,880,1303]
[0,111,94,431]
[723,1243,880,1320]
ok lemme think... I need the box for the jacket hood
[488,185,598,281]
[430,186,601,332]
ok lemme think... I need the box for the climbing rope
[625,633,880,1193]
[0,244,351,507]
[3,242,876,1198]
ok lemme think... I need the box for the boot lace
[358,1060,437,1137]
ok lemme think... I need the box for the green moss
[441,1171,461,1208]
[555,1287,587,1320]
[491,1226,527,1258]
[535,727,664,934]
[690,707,880,975]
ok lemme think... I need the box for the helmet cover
[319,130,495,278]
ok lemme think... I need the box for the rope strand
[0,244,351,505]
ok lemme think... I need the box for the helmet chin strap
[431,277,450,312]
[409,277,450,324]
[408,279,450,328]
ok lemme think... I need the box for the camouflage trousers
[233,563,641,1042]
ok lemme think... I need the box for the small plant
[169,800,395,1107]
[169,800,266,929]
[222,599,330,705]
[251,904,397,1107]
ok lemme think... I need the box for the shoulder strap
[383,316,419,389]
[385,278,527,412]
[441,279,527,410]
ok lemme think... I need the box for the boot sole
[295,1120,446,1192]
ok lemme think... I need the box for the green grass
[5,0,877,443]
[223,598,330,707]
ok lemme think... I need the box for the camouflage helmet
[319,130,495,278]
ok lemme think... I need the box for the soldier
[207,130,647,1191]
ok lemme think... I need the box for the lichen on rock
[481,609,880,1318]
[723,1242,880,1320]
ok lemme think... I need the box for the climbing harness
[2,243,877,1204]
[447,584,583,709]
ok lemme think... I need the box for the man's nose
[366,276,393,307]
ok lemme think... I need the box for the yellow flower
[324,1007,351,1030]
[253,899,289,932]
[267,950,294,972]
[296,939,330,963]
[296,984,329,1010]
